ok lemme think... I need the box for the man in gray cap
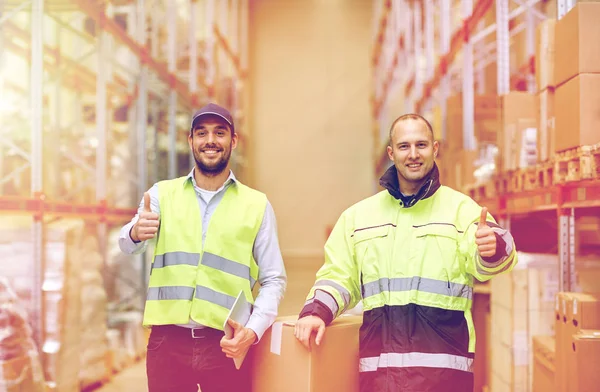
[119,103,287,391]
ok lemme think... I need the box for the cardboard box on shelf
[516,118,538,169]
[490,253,559,392]
[446,94,499,149]
[555,292,571,392]
[497,92,536,172]
[565,294,600,392]
[554,2,600,87]
[555,293,600,392]
[536,89,556,162]
[571,330,600,392]
[535,20,556,92]
[555,73,600,152]
[455,150,478,191]
[251,315,362,392]
[532,335,555,392]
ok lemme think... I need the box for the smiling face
[386,116,439,195]
[188,114,237,176]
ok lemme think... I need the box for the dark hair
[388,113,434,146]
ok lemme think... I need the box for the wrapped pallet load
[0,278,46,392]
[79,235,109,389]
[43,219,84,392]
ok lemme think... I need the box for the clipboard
[223,290,252,369]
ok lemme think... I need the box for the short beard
[194,150,231,177]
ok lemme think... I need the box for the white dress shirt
[118,169,287,341]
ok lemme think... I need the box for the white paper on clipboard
[223,290,252,369]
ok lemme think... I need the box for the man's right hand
[130,192,160,242]
[294,315,326,351]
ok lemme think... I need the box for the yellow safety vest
[142,176,267,330]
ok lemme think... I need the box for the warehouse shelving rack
[0,0,249,351]
[370,0,596,294]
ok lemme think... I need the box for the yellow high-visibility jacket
[300,164,517,392]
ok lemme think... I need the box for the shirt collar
[184,168,237,190]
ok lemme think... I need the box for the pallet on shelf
[554,143,600,184]
[536,160,555,188]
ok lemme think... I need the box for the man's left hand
[220,319,257,359]
[475,207,497,258]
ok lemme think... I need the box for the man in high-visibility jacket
[119,103,287,392]
[294,114,517,392]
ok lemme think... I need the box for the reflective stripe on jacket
[301,164,517,392]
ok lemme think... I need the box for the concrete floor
[96,361,147,392]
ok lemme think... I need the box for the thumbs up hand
[475,207,497,258]
[131,192,160,242]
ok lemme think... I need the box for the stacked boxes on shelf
[496,92,537,173]
[439,94,497,190]
[554,2,600,152]
[532,336,555,392]
[535,19,556,163]
[554,293,600,392]
[490,252,600,392]
[490,253,559,392]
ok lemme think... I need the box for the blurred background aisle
[1,0,599,391]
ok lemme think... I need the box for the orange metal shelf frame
[414,0,494,113]
[471,179,600,217]
[373,0,494,119]
[72,0,202,108]
[0,195,136,224]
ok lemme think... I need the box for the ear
[188,133,193,149]
[231,132,239,150]
[387,145,394,161]
[433,140,439,158]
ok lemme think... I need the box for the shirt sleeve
[118,184,160,255]
[245,200,287,342]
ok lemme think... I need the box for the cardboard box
[571,330,600,392]
[516,118,537,169]
[532,336,555,392]
[497,92,536,172]
[555,293,572,392]
[536,20,556,91]
[536,89,556,162]
[251,315,362,392]
[454,150,478,191]
[555,3,600,87]
[555,293,600,392]
[555,73,600,152]
[446,94,499,149]
[490,254,559,392]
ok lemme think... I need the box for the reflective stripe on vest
[201,252,257,288]
[143,176,266,329]
[152,252,200,269]
[359,352,474,373]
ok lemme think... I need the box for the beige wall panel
[248,0,374,262]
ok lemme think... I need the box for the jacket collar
[379,162,441,207]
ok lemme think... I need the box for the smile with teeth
[202,149,221,155]
[407,163,422,168]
